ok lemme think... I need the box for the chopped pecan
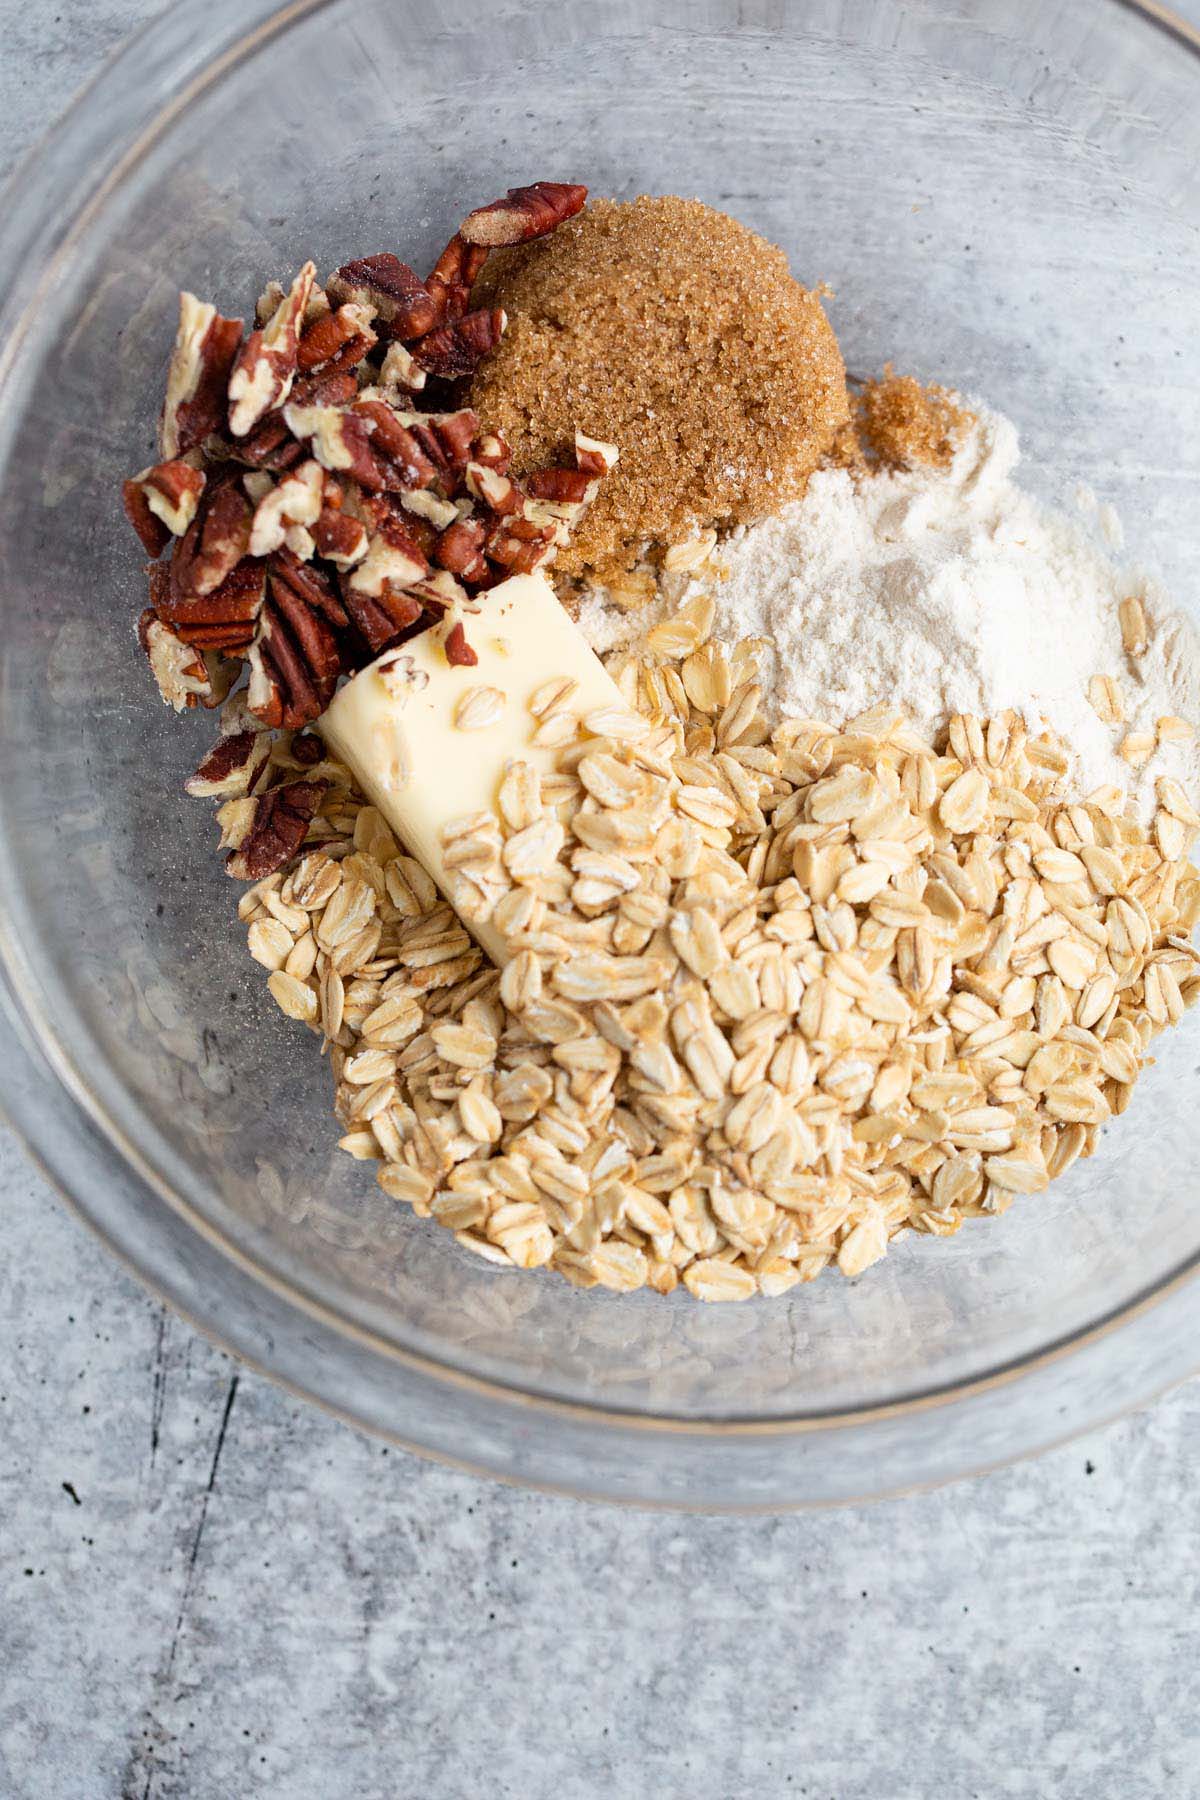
[434,518,489,583]
[257,277,331,330]
[234,359,357,471]
[406,569,468,613]
[171,480,254,597]
[376,648,429,701]
[290,732,324,767]
[160,294,243,459]
[296,301,376,375]
[218,686,259,736]
[465,460,523,514]
[485,516,557,575]
[402,420,451,488]
[443,621,477,666]
[269,546,348,627]
[311,505,368,567]
[185,729,272,798]
[247,458,325,559]
[236,411,303,472]
[430,409,479,475]
[157,555,267,654]
[248,581,342,729]
[138,608,235,711]
[123,459,207,554]
[426,233,491,323]
[124,481,170,558]
[410,307,506,380]
[459,181,587,247]
[282,402,385,489]
[344,526,428,620]
[574,429,620,479]
[351,400,439,489]
[254,280,285,326]
[361,507,429,580]
[289,367,359,410]
[399,487,459,532]
[525,466,593,505]
[387,505,437,563]
[224,780,325,881]
[339,583,425,656]
[377,341,427,395]
[470,431,510,473]
[228,261,315,437]
[326,254,438,341]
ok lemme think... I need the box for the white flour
[577,403,1200,815]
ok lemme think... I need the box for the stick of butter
[319,572,626,963]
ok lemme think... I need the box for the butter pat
[319,573,626,963]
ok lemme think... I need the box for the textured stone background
[3,5,1200,1797]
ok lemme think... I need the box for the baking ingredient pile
[579,403,1200,815]
[123,188,1200,1301]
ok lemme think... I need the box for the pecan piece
[443,621,477,666]
[410,307,506,380]
[339,584,425,657]
[158,555,267,655]
[248,582,342,729]
[184,729,272,798]
[311,505,368,568]
[524,466,593,505]
[399,488,458,532]
[351,400,439,490]
[426,233,491,324]
[470,431,511,474]
[289,367,359,410]
[138,608,235,711]
[402,421,451,489]
[254,280,285,326]
[123,460,207,555]
[485,516,557,575]
[235,411,303,472]
[256,277,330,329]
[290,732,325,767]
[434,409,480,463]
[171,480,254,597]
[123,480,170,558]
[406,569,468,613]
[465,460,523,515]
[296,301,376,375]
[160,294,244,460]
[269,546,348,627]
[574,429,620,479]
[377,341,427,396]
[247,458,325,559]
[326,254,438,341]
[228,261,315,438]
[344,510,429,599]
[340,512,429,653]
[236,363,359,471]
[282,402,385,490]
[459,181,587,247]
[434,518,489,584]
[224,780,325,881]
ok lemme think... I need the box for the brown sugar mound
[855,368,970,470]
[471,196,850,577]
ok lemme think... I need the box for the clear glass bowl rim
[2,0,1200,1507]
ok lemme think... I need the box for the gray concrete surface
[3,5,1200,1798]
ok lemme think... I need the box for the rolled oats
[245,592,1200,1304]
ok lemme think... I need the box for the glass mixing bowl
[2,0,1199,1509]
